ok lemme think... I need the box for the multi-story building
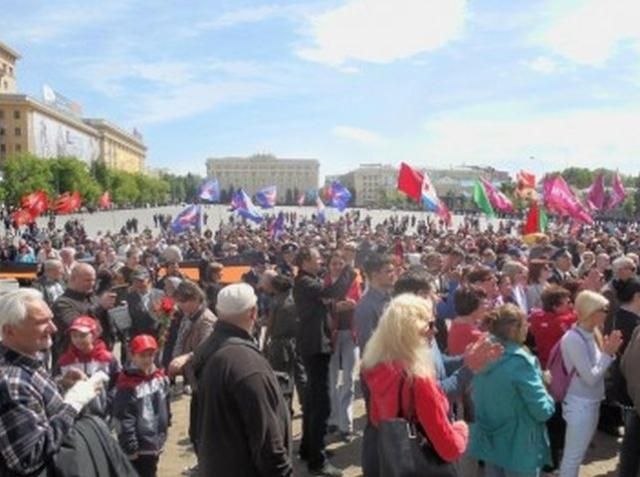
[0,41,19,94]
[0,40,146,173]
[206,154,319,202]
[351,164,397,206]
[83,119,146,173]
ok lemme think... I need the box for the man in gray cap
[193,283,292,477]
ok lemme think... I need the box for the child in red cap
[56,316,120,418]
[113,334,170,477]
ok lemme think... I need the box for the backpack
[546,328,589,402]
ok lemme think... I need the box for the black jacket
[292,268,354,356]
[193,321,292,477]
[125,291,159,338]
[609,307,640,406]
[113,367,170,456]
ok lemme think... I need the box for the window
[0,144,5,154]
[0,128,4,136]
[2,80,7,90]
[13,110,20,120]
[14,127,21,136]
[15,144,21,152]
[0,110,4,119]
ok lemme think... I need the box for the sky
[3,0,640,181]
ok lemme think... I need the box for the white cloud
[333,126,387,146]
[191,5,281,32]
[536,0,640,66]
[6,0,136,42]
[525,56,560,74]
[417,105,640,175]
[297,0,467,66]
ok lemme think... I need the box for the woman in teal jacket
[469,304,555,477]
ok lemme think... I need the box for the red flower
[160,296,175,314]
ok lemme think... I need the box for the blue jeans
[484,463,539,477]
[328,330,359,433]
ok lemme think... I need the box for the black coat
[125,291,159,338]
[193,321,292,477]
[292,268,355,356]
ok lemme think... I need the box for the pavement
[158,385,622,477]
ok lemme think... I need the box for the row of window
[0,143,22,154]
[0,127,21,136]
[0,110,21,119]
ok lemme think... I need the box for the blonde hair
[361,293,435,378]
[574,290,608,350]
[484,303,525,343]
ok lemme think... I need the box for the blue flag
[199,179,220,202]
[171,204,202,234]
[255,185,277,209]
[231,189,263,223]
[270,212,285,239]
[330,181,352,212]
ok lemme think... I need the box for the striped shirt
[0,344,77,475]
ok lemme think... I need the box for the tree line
[0,154,204,208]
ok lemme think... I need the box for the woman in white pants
[559,290,623,477]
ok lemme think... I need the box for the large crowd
[0,208,639,477]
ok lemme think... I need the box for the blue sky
[3,0,640,181]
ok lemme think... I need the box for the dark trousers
[132,454,159,477]
[619,409,640,477]
[301,353,331,470]
[268,338,308,412]
[547,402,566,469]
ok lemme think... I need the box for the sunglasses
[426,321,437,331]
[598,307,610,314]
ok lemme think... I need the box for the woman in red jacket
[361,293,468,474]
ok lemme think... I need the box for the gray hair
[612,256,635,273]
[43,259,63,274]
[0,289,44,339]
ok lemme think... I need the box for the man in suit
[126,268,158,339]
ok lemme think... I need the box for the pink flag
[297,193,305,206]
[586,173,605,211]
[543,176,593,225]
[606,172,626,210]
[480,178,514,213]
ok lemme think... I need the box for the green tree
[49,157,100,204]
[111,170,139,206]
[622,194,636,217]
[2,154,54,205]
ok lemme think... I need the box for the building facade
[352,164,396,206]
[0,42,19,94]
[206,154,319,202]
[0,40,146,173]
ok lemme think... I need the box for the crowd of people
[0,207,639,477]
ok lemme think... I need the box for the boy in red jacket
[56,316,120,418]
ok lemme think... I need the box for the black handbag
[377,373,458,477]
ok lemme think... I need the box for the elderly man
[51,263,116,366]
[59,247,78,283]
[193,283,293,477]
[0,289,101,476]
[33,259,65,308]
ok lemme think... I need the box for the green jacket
[468,340,555,473]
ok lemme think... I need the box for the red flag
[99,191,112,209]
[517,170,536,190]
[21,191,49,217]
[523,202,540,235]
[586,173,605,211]
[397,162,424,202]
[12,208,35,226]
[53,191,82,214]
[606,172,626,210]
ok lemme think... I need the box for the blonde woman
[559,290,623,477]
[361,293,468,474]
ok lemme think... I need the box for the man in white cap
[193,283,292,477]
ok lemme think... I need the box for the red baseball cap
[130,335,158,354]
[68,316,98,335]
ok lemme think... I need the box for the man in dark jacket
[125,268,158,339]
[292,247,353,477]
[193,283,292,477]
[51,263,116,367]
